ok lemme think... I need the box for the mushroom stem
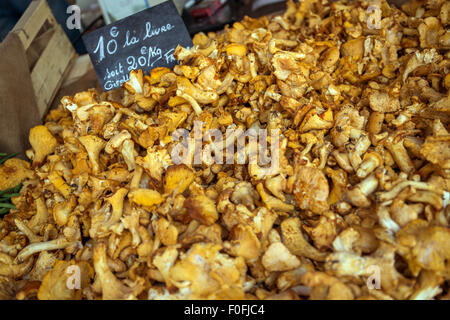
[0,254,34,278]
[216,73,234,95]
[176,91,203,115]
[14,219,42,243]
[94,242,141,300]
[367,112,384,136]
[408,190,443,210]
[357,152,383,178]
[403,136,423,159]
[121,139,136,171]
[105,130,131,154]
[359,174,379,195]
[345,174,378,207]
[376,181,442,202]
[354,134,371,155]
[28,197,49,232]
[15,238,72,263]
[79,135,106,174]
[104,188,129,229]
[385,138,414,174]
[332,151,354,173]
[377,205,400,235]
[130,166,143,190]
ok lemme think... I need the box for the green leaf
[0,152,19,165]
[13,183,22,193]
[0,193,20,200]
[0,203,15,210]
[0,185,22,196]
[0,157,22,217]
[0,187,17,196]
[0,203,16,209]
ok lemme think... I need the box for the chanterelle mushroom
[93,242,144,299]
[293,166,329,214]
[29,125,58,166]
[1,0,449,300]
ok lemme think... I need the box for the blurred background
[0,0,294,54]
[72,0,290,35]
[0,0,408,54]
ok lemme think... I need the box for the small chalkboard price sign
[83,0,192,91]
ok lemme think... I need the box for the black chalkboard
[82,0,193,91]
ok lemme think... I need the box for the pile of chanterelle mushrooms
[0,0,449,300]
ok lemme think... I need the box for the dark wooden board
[83,0,193,91]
